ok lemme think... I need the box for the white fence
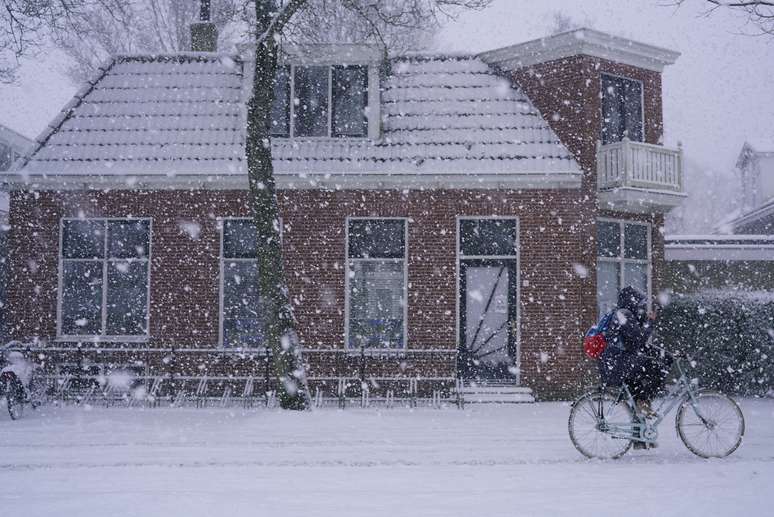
[597,138,683,192]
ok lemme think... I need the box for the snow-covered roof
[665,234,774,261]
[5,52,581,190]
[479,28,680,73]
[725,197,774,232]
[0,123,33,153]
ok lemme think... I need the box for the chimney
[191,0,218,52]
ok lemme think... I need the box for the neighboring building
[665,235,774,292]
[0,27,684,400]
[665,141,774,295]
[0,124,34,340]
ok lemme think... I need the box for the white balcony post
[621,136,631,188]
[595,140,602,190]
[677,141,684,192]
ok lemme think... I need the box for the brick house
[0,28,684,401]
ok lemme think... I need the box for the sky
[0,0,772,180]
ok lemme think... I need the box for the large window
[346,218,407,349]
[220,219,263,348]
[271,65,368,138]
[601,74,643,144]
[596,220,650,315]
[59,218,151,339]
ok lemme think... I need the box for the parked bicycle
[1,342,45,420]
[568,348,745,459]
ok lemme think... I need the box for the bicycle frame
[602,356,701,443]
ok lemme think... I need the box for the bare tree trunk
[245,0,309,410]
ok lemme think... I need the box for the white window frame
[455,216,521,384]
[596,217,652,316]
[600,72,646,144]
[56,217,152,342]
[274,63,372,140]
[344,216,409,351]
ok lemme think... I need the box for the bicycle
[568,349,745,459]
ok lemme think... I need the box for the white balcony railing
[597,138,683,193]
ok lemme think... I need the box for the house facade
[0,29,683,400]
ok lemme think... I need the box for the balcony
[596,138,686,213]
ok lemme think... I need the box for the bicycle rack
[409,378,418,408]
[337,378,347,409]
[242,377,254,408]
[360,383,370,408]
[195,375,209,408]
[147,376,163,407]
[220,386,232,408]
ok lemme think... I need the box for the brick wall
[510,55,669,321]
[8,187,590,398]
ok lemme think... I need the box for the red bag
[583,311,614,359]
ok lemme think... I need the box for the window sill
[55,336,150,344]
[271,136,370,142]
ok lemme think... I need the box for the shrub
[656,291,774,396]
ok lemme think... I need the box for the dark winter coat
[599,287,664,400]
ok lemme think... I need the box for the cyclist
[599,287,669,425]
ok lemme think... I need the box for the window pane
[596,261,619,316]
[601,75,623,144]
[62,220,105,259]
[624,223,648,259]
[61,261,103,335]
[623,262,648,295]
[106,261,148,335]
[332,65,367,137]
[108,220,149,259]
[460,219,518,256]
[348,219,405,259]
[223,219,258,259]
[294,66,329,137]
[623,79,643,141]
[271,65,290,137]
[222,261,263,347]
[348,260,404,348]
[597,221,621,258]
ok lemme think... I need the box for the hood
[617,286,646,314]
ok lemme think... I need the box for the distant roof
[725,196,774,232]
[665,234,774,261]
[5,52,581,190]
[0,124,33,152]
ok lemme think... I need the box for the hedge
[656,291,774,396]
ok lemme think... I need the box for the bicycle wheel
[676,390,744,458]
[569,389,635,459]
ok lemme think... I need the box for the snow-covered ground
[1,399,772,517]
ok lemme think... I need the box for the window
[59,218,151,338]
[596,220,650,315]
[601,74,643,144]
[271,65,368,138]
[459,219,519,257]
[346,218,407,349]
[220,219,264,348]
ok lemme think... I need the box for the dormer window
[271,64,368,138]
[601,74,643,144]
